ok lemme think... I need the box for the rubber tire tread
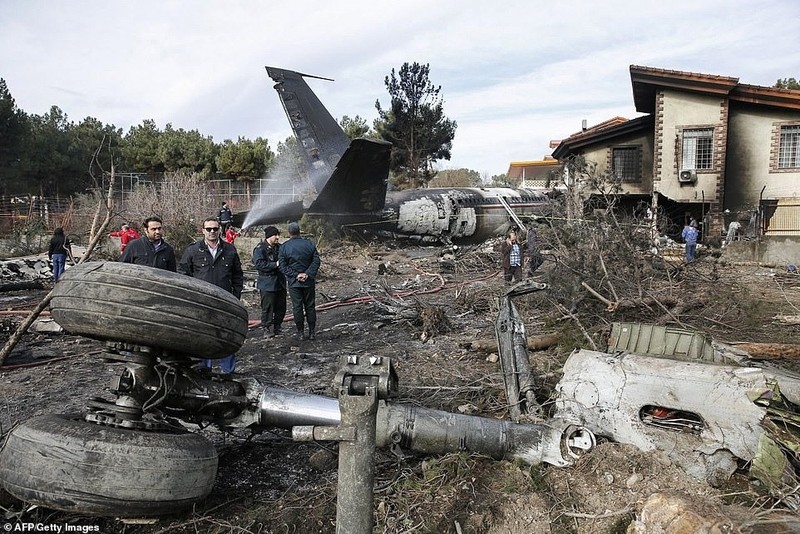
[50,261,248,358]
[0,414,218,516]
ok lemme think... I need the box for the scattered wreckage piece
[259,386,595,468]
[49,262,249,358]
[0,414,218,516]
[494,280,549,421]
[0,263,594,518]
[0,280,45,292]
[774,314,800,326]
[0,258,53,283]
[553,349,800,493]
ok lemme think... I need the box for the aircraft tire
[50,261,248,359]
[0,414,218,516]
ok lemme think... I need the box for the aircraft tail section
[266,66,351,193]
[266,66,392,218]
[309,138,391,215]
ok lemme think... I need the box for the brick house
[552,65,800,243]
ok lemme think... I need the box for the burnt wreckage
[235,67,553,244]
[0,262,594,528]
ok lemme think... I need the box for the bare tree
[0,140,117,365]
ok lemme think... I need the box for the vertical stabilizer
[265,67,351,193]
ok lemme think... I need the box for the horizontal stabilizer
[309,138,391,214]
[232,200,304,229]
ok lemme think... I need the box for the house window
[778,125,800,168]
[612,147,640,182]
[681,128,714,170]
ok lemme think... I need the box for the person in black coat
[178,217,244,374]
[253,226,287,336]
[48,227,72,282]
[278,221,321,340]
[119,216,177,272]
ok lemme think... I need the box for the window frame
[611,145,642,183]
[778,124,800,169]
[680,127,714,171]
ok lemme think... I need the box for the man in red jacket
[109,223,141,252]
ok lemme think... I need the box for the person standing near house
[725,220,741,246]
[500,229,524,284]
[681,220,699,263]
[48,227,71,282]
[120,216,177,272]
[279,221,321,340]
[253,226,287,337]
[218,202,233,234]
[178,217,244,374]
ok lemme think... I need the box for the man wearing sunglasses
[178,216,244,374]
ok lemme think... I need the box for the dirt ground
[1,241,799,533]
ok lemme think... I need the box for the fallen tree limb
[774,315,800,326]
[0,281,45,292]
[734,342,800,360]
[470,334,559,353]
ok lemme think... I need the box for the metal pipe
[257,386,594,467]
[259,386,341,427]
[335,381,379,534]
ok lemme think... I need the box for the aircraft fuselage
[309,186,549,245]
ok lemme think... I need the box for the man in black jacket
[278,221,321,340]
[253,226,286,337]
[179,217,244,373]
[120,216,177,272]
[218,202,233,234]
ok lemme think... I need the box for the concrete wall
[721,236,800,266]
[578,130,654,195]
[726,106,800,210]
[656,90,725,203]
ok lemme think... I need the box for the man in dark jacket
[218,202,233,234]
[179,217,244,373]
[253,226,286,336]
[120,216,177,272]
[278,221,321,340]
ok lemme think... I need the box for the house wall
[726,105,800,209]
[575,131,654,195]
[656,90,727,205]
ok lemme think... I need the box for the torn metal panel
[609,322,715,362]
[607,322,800,403]
[553,349,800,482]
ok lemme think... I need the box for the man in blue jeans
[681,220,699,263]
[179,217,244,374]
[278,222,321,340]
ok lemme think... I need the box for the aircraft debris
[554,349,800,500]
[236,67,554,244]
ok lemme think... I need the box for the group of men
[252,222,321,341]
[117,213,321,375]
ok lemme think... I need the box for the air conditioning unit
[678,169,697,183]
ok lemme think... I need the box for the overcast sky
[2,0,799,177]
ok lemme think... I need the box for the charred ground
[0,237,799,533]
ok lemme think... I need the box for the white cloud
[1,0,799,175]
